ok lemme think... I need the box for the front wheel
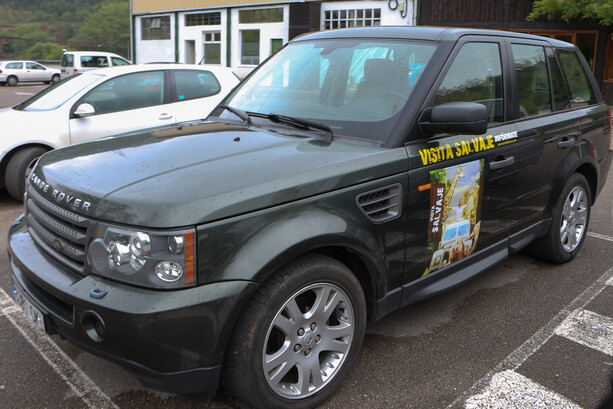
[51,75,60,84]
[531,173,591,263]
[223,254,366,409]
[5,147,48,201]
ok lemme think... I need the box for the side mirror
[74,103,95,118]
[419,102,488,135]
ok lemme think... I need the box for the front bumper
[8,215,259,395]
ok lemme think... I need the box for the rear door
[169,69,228,122]
[68,70,175,144]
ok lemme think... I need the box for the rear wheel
[5,147,48,201]
[7,76,17,86]
[224,254,366,409]
[531,173,590,263]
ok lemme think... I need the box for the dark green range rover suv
[9,27,612,408]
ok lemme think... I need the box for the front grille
[26,186,90,274]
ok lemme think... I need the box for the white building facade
[131,0,416,78]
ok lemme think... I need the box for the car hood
[31,121,408,227]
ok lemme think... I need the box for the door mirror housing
[419,102,488,135]
[74,103,95,118]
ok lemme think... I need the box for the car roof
[293,26,576,48]
[63,51,125,57]
[82,63,236,77]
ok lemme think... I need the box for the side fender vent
[356,183,403,223]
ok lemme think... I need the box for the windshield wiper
[221,105,252,125]
[248,112,333,143]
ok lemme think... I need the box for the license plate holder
[14,285,46,333]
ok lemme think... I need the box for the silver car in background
[0,61,61,86]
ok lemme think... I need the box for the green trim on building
[226,8,231,67]
[132,14,137,62]
[175,12,180,62]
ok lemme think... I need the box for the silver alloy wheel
[560,185,588,252]
[262,282,355,399]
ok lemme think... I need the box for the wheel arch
[0,143,53,188]
[574,161,598,205]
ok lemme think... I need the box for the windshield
[15,73,103,111]
[221,39,436,142]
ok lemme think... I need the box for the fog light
[155,261,184,282]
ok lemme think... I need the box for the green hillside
[0,0,129,60]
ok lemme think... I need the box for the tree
[528,0,613,25]
[26,42,64,60]
[73,2,130,57]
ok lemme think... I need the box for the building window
[323,9,381,29]
[185,12,221,26]
[241,30,260,65]
[203,32,221,65]
[141,16,170,40]
[604,35,613,83]
[271,38,283,54]
[239,8,283,24]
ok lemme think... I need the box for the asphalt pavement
[0,85,612,408]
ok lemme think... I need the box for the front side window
[26,62,45,70]
[512,44,551,118]
[172,70,220,101]
[555,49,596,107]
[82,71,165,115]
[142,16,171,40]
[111,57,130,66]
[241,30,260,65]
[224,39,437,142]
[435,42,504,124]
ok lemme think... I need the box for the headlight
[88,223,196,289]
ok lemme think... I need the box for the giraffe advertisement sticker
[425,159,485,276]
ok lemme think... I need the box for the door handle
[490,156,515,170]
[158,113,173,120]
[557,137,575,149]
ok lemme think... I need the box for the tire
[51,75,60,84]
[5,147,48,201]
[223,254,366,409]
[7,76,17,86]
[531,173,591,263]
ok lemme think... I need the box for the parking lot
[1,84,613,408]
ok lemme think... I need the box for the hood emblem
[30,173,92,212]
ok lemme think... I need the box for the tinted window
[82,71,164,115]
[6,62,23,69]
[512,44,551,118]
[555,49,596,107]
[173,70,220,101]
[111,57,130,66]
[547,49,570,111]
[435,42,503,124]
[61,54,74,68]
[81,56,109,68]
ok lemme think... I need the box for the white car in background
[0,63,239,200]
[0,61,61,86]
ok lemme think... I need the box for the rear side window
[547,50,570,111]
[81,56,109,68]
[555,49,596,107]
[61,54,74,68]
[172,70,220,101]
[6,62,23,69]
[511,44,551,118]
[435,42,504,124]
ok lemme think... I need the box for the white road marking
[555,309,613,357]
[15,92,35,96]
[448,266,613,409]
[0,286,119,409]
[465,370,581,409]
[587,232,613,242]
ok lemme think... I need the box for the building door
[185,40,195,64]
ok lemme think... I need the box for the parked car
[0,63,239,200]
[0,60,61,86]
[8,27,612,408]
[60,51,131,78]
